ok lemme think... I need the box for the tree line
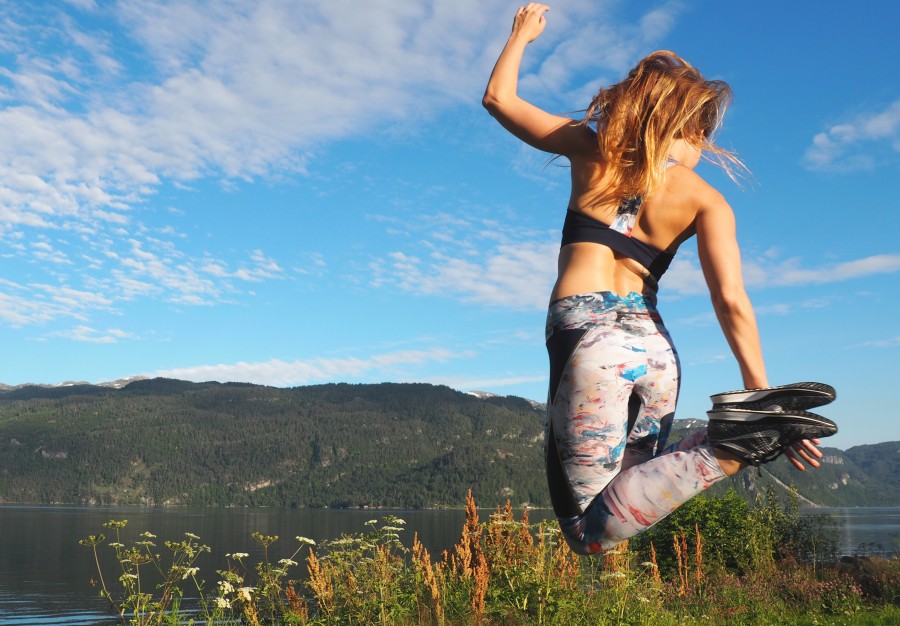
[0,379,894,507]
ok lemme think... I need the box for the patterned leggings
[545,292,726,555]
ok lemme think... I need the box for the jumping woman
[483,4,837,555]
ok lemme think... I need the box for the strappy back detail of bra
[560,204,675,285]
[559,156,679,287]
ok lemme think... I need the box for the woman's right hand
[511,3,550,43]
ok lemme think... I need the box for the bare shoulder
[563,124,599,159]
[662,165,730,219]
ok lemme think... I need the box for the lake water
[0,505,897,625]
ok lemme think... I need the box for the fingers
[785,438,824,471]
[522,2,551,13]
[515,3,549,19]
[513,3,550,35]
[786,452,806,471]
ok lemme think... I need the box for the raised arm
[695,192,768,390]
[482,3,593,156]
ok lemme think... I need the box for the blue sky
[0,0,897,450]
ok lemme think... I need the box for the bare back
[550,151,714,302]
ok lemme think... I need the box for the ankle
[713,447,748,476]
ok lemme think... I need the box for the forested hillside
[0,379,896,508]
[0,379,549,508]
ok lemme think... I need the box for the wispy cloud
[851,336,900,349]
[803,99,900,170]
[371,241,558,310]
[0,236,286,325]
[0,0,515,235]
[422,372,548,393]
[51,325,137,343]
[745,253,900,287]
[685,353,728,366]
[150,346,463,387]
[370,226,900,311]
[520,0,684,103]
[0,281,113,327]
[1,0,677,329]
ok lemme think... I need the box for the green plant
[80,519,214,625]
[80,491,900,625]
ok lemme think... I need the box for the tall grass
[82,489,900,625]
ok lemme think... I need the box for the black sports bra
[560,197,675,284]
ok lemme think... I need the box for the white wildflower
[218,581,235,594]
[140,532,156,539]
[108,542,124,548]
[119,573,138,581]
[380,526,405,532]
[215,597,232,609]
[278,558,298,566]
[184,532,200,540]
[330,538,354,547]
[295,536,316,546]
[181,567,200,580]
[226,552,249,559]
[237,587,256,602]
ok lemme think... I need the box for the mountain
[0,379,895,508]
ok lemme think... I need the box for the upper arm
[483,94,594,157]
[695,190,746,298]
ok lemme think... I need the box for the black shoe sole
[707,408,838,466]
[710,382,835,412]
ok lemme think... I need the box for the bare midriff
[550,242,650,302]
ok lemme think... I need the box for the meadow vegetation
[81,487,900,625]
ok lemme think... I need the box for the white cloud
[660,255,707,296]
[853,336,900,349]
[63,0,99,10]
[202,250,284,283]
[520,0,683,101]
[0,1,682,327]
[371,220,900,312]
[372,240,558,310]
[52,325,137,343]
[423,372,548,393]
[0,232,285,324]
[151,346,462,387]
[0,0,683,233]
[744,253,900,287]
[0,0,648,324]
[803,99,900,170]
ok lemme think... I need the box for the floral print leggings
[545,292,726,555]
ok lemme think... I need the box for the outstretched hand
[511,3,550,43]
[785,438,824,471]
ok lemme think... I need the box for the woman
[483,4,837,555]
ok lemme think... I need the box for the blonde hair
[582,50,744,202]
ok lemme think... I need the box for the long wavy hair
[582,50,744,204]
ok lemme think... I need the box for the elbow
[482,84,514,116]
[482,91,500,115]
[710,287,750,316]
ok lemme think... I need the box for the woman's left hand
[785,438,824,471]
